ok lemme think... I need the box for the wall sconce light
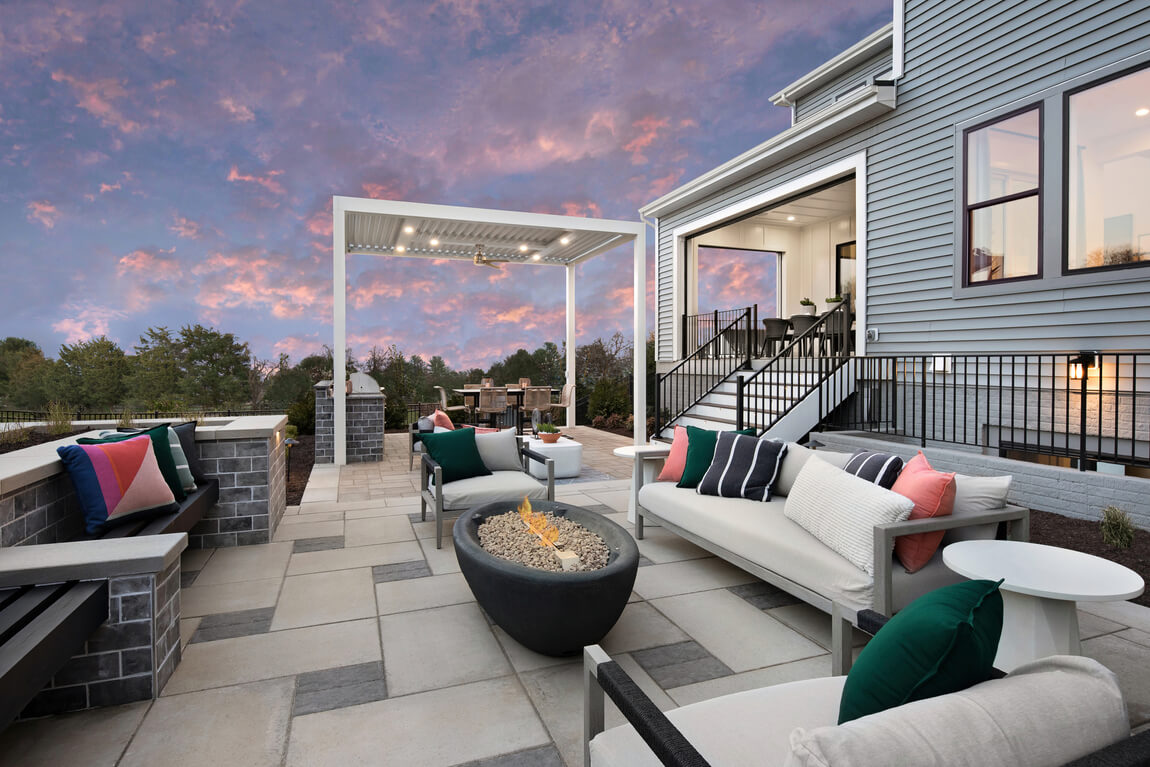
[1070,352,1098,380]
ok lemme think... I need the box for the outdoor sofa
[635,441,1028,672]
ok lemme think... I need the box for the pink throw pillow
[431,409,455,430]
[657,426,689,482]
[892,452,956,573]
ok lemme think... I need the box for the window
[696,246,779,317]
[1066,65,1150,272]
[963,107,1042,284]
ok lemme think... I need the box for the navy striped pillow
[696,432,788,501]
[843,450,904,489]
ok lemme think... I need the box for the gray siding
[793,50,893,123]
[655,0,1150,361]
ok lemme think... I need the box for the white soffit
[339,198,642,266]
[769,23,895,107]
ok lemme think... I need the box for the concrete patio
[2,425,1149,766]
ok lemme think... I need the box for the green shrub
[117,408,136,429]
[587,377,629,421]
[45,401,73,436]
[285,424,299,440]
[0,423,31,446]
[286,395,316,435]
[1100,505,1136,549]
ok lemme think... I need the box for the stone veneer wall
[314,384,385,464]
[187,432,286,548]
[1,474,83,548]
[23,557,181,717]
[811,431,1150,529]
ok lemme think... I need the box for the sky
[0,0,890,370]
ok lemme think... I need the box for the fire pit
[454,500,639,656]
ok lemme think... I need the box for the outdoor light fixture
[786,215,796,221]
[519,244,528,252]
[559,236,570,245]
[1070,352,1098,380]
[395,245,406,253]
[404,225,414,233]
[1136,108,1149,117]
[284,438,299,481]
[429,238,439,246]
[532,253,541,261]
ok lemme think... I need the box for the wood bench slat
[0,580,108,729]
[0,584,71,646]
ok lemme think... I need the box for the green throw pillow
[419,428,492,484]
[79,424,186,502]
[838,579,1004,724]
[676,426,756,489]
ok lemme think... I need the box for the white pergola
[331,195,647,465]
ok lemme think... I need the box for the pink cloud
[219,97,255,122]
[622,115,670,164]
[50,71,140,133]
[26,200,58,229]
[227,165,286,195]
[170,215,204,239]
[118,247,179,275]
[99,181,121,194]
[51,304,126,344]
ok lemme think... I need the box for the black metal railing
[0,406,289,423]
[656,307,755,435]
[681,305,758,358]
[735,301,853,433]
[822,352,1150,469]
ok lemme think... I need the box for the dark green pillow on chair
[78,423,186,502]
[676,425,756,489]
[838,578,1004,724]
[419,428,492,484]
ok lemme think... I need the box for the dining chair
[788,315,819,357]
[476,386,509,428]
[434,386,471,421]
[481,377,494,388]
[761,318,792,358]
[518,377,531,388]
[519,386,554,433]
[548,383,575,424]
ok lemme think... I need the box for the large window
[963,107,1042,284]
[1066,65,1150,272]
[696,246,779,317]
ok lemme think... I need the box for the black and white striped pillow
[843,450,904,489]
[696,432,788,501]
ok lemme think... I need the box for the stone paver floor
[2,426,1149,765]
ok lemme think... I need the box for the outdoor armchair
[420,437,555,549]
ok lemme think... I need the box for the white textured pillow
[784,655,1128,767]
[783,455,913,575]
[474,428,522,472]
[943,473,1015,544]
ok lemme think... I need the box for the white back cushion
[783,456,913,576]
[474,428,522,472]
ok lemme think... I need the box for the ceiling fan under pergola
[472,243,509,270]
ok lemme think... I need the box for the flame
[518,496,560,547]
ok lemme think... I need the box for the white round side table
[943,539,1144,671]
[612,444,671,524]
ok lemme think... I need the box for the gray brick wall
[812,431,1150,530]
[189,434,285,548]
[23,557,181,717]
[314,385,385,464]
[0,474,83,549]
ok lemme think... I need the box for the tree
[247,357,277,407]
[57,336,129,409]
[0,338,43,402]
[265,354,314,405]
[6,355,60,409]
[126,326,183,408]
[532,342,564,387]
[178,324,251,406]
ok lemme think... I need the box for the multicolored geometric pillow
[57,436,180,534]
[114,426,196,493]
[79,424,185,501]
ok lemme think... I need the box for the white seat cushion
[590,675,845,767]
[440,471,547,510]
[638,481,876,610]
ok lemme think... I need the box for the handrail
[735,300,853,434]
[681,305,757,358]
[655,307,753,436]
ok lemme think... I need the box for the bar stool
[789,315,819,357]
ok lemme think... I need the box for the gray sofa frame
[633,454,1029,674]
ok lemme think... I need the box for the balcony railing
[681,305,758,358]
[821,352,1150,469]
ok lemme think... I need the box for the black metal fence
[681,305,758,358]
[0,406,289,423]
[822,352,1150,469]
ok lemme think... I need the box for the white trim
[669,152,870,360]
[565,265,576,428]
[332,196,347,465]
[892,0,905,80]
[640,85,894,219]
[769,23,895,106]
[632,236,647,444]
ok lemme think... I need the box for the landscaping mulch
[1029,508,1150,607]
[0,428,86,455]
[285,434,315,507]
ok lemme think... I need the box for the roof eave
[639,84,896,220]
[769,23,895,107]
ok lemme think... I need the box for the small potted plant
[800,297,816,316]
[826,295,844,310]
[537,422,562,444]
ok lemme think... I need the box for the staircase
[655,301,854,441]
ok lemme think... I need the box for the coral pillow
[892,452,956,573]
[657,426,689,482]
[431,409,455,430]
[57,436,180,535]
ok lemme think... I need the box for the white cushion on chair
[474,428,522,471]
[439,471,548,510]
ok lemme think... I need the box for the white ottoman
[526,437,583,479]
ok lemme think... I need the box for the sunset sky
[1,0,890,369]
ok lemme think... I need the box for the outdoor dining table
[453,388,556,432]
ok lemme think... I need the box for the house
[638,0,1150,522]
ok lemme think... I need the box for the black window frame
[961,102,1045,287]
[1061,60,1150,276]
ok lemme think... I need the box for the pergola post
[333,197,347,466]
[565,264,576,428]
[633,235,646,445]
